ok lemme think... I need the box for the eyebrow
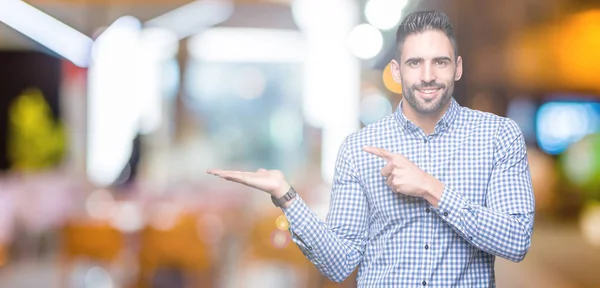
[404,56,452,64]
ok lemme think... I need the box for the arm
[283,139,369,282]
[431,118,535,262]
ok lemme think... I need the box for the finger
[363,146,394,161]
[208,169,246,179]
[217,171,254,185]
[381,162,394,177]
[386,175,395,190]
[256,168,268,173]
[207,169,241,176]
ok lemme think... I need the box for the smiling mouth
[416,88,442,96]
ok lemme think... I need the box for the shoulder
[460,107,525,159]
[459,106,522,139]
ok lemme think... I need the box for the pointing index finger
[363,146,394,161]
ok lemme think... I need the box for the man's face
[391,30,462,115]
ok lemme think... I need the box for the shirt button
[422,280,427,286]
[423,138,428,143]
[424,244,429,250]
[426,208,431,213]
[444,212,448,217]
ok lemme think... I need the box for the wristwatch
[271,187,297,207]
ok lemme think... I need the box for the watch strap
[271,187,297,207]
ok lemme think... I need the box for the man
[208,10,535,287]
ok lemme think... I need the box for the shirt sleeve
[282,138,369,282]
[433,118,536,262]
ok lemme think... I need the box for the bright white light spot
[188,28,306,63]
[365,0,408,30]
[347,24,383,59]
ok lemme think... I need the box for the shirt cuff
[435,186,466,226]
[282,194,310,235]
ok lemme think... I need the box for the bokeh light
[560,133,600,199]
[85,189,116,220]
[360,91,393,125]
[365,0,407,30]
[580,201,600,247]
[347,24,383,59]
[275,215,289,231]
[270,230,290,249]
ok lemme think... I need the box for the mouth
[415,87,442,99]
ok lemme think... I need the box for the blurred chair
[136,212,215,288]
[235,208,324,288]
[59,219,125,287]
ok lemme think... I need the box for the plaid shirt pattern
[283,98,535,287]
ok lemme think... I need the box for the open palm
[207,168,290,196]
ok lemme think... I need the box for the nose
[420,62,436,83]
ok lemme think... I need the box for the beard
[402,80,453,114]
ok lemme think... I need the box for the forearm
[433,186,534,262]
[283,195,364,282]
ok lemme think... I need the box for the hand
[363,146,444,206]
[207,168,291,198]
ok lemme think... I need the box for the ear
[390,59,402,84]
[454,56,463,81]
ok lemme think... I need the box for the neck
[402,100,451,135]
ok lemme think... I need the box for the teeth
[420,89,438,93]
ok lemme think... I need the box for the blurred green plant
[7,88,67,171]
[560,133,600,201]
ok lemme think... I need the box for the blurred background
[0,0,599,287]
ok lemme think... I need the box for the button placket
[421,134,434,287]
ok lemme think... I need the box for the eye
[435,60,448,67]
[408,60,420,68]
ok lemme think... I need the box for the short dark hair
[395,10,458,59]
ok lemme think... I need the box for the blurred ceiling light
[347,24,383,59]
[291,0,352,31]
[138,27,179,61]
[92,16,141,61]
[0,0,93,67]
[365,0,408,30]
[292,0,360,183]
[87,16,142,187]
[188,28,306,62]
[144,0,234,40]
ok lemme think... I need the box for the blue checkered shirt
[283,98,535,287]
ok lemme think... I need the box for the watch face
[272,188,296,207]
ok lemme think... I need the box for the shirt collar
[394,97,460,133]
